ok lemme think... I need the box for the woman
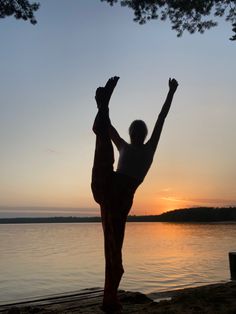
[91,76,178,313]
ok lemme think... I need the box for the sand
[1,281,235,313]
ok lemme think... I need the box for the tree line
[0,207,235,223]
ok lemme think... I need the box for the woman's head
[129,120,148,145]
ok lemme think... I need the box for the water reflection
[123,223,234,292]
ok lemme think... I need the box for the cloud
[160,196,236,206]
[45,148,61,154]
[0,206,99,218]
[187,198,236,205]
[160,196,186,203]
[161,188,172,192]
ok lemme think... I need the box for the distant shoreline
[0,206,236,224]
[1,219,236,224]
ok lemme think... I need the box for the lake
[0,222,235,304]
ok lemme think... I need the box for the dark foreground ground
[0,281,235,313]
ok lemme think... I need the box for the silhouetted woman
[91,76,178,313]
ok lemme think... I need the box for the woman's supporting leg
[100,177,140,311]
[102,204,125,311]
[102,182,137,310]
[104,177,140,303]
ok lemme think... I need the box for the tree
[101,0,236,41]
[1,1,235,40]
[0,0,39,24]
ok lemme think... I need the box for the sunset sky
[0,1,235,217]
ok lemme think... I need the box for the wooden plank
[0,288,104,311]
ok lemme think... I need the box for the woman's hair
[129,120,148,143]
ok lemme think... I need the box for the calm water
[0,222,235,304]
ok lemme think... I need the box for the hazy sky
[0,1,235,217]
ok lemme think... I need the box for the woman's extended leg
[91,109,114,196]
[91,79,118,204]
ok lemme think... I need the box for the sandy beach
[1,281,235,314]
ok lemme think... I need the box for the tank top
[116,141,155,182]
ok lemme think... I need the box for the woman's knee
[91,181,103,204]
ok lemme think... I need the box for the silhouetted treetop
[157,207,236,222]
[1,1,235,40]
[0,0,39,24]
[101,0,236,40]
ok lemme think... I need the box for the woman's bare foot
[102,291,123,313]
[101,301,122,313]
[95,76,119,110]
